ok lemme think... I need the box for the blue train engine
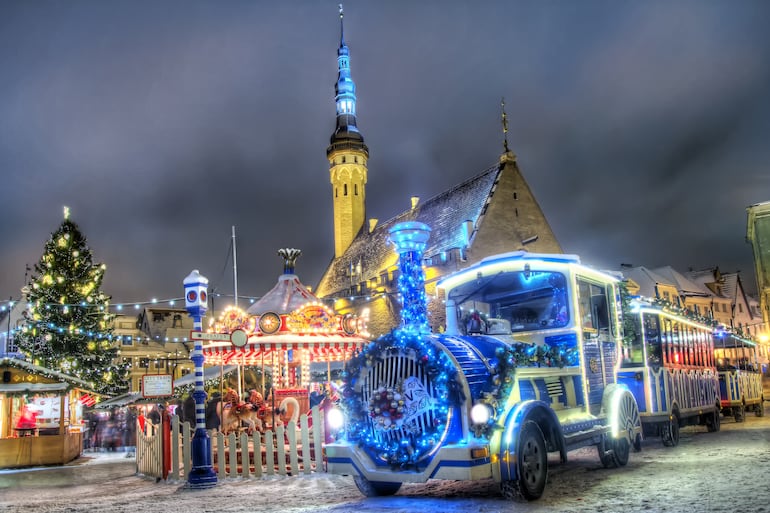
[324,222,642,501]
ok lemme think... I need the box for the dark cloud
[1,0,769,304]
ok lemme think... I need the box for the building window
[513,192,518,200]
[342,156,346,163]
[139,358,149,368]
[172,314,182,328]
[722,303,727,313]
[335,187,338,198]
[354,156,358,163]
[344,184,348,196]
[153,312,163,322]
[122,336,133,346]
[354,184,358,195]
[738,303,743,314]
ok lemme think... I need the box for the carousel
[201,249,368,430]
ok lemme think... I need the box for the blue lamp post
[183,270,217,488]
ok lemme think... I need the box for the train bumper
[325,442,495,483]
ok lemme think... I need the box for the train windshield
[448,270,570,334]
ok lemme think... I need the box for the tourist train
[325,223,643,501]
[325,222,767,500]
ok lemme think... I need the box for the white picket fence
[136,406,327,482]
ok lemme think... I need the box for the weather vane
[501,97,510,153]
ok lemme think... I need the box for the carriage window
[670,321,682,365]
[644,314,662,367]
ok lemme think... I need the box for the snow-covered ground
[1,406,769,513]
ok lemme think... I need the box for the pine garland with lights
[510,342,580,368]
[15,211,130,395]
[341,328,464,469]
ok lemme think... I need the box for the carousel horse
[221,402,262,434]
[220,388,262,435]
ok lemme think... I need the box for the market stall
[0,358,99,468]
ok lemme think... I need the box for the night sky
[1,0,769,306]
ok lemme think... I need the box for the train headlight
[470,403,494,425]
[327,407,345,431]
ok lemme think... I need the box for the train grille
[360,348,440,452]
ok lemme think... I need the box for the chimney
[462,220,474,246]
[368,218,378,233]
[411,196,420,209]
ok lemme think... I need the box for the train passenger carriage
[713,331,765,421]
[616,302,721,446]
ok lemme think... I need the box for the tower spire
[328,3,366,150]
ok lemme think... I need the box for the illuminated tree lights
[14,216,130,395]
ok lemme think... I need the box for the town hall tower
[327,5,369,258]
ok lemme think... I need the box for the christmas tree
[16,207,130,395]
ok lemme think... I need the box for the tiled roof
[315,164,501,297]
[652,266,712,297]
[620,266,673,298]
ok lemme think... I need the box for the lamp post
[183,270,217,488]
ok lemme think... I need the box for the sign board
[142,374,173,398]
[191,331,233,342]
[190,329,249,348]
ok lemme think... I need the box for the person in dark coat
[205,392,221,431]
[182,394,196,428]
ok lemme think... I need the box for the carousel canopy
[246,273,316,316]
[204,249,368,367]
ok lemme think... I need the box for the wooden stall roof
[0,357,98,395]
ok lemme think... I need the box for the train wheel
[662,414,680,447]
[734,404,745,423]
[353,475,401,497]
[599,436,630,467]
[706,408,721,432]
[616,390,642,453]
[501,421,548,501]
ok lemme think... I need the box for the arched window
[344,184,348,196]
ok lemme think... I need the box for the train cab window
[577,280,610,336]
[450,270,570,333]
